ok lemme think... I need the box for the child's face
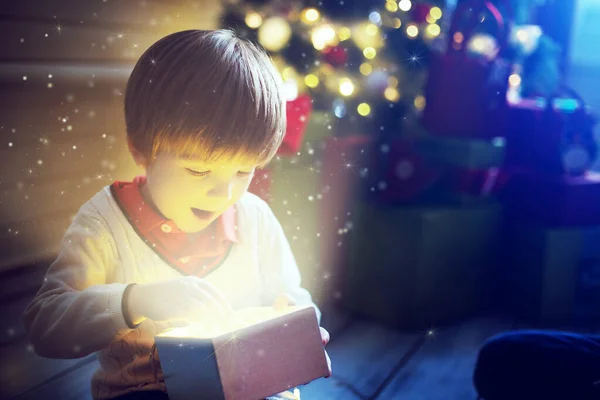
[141,150,257,233]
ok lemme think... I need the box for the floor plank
[319,306,353,340]
[0,337,96,399]
[324,316,420,399]
[15,360,98,400]
[374,316,513,400]
[301,376,362,400]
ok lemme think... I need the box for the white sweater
[23,186,320,399]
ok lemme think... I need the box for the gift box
[344,201,502,330]
[505,224,600,326]
[502,171,600,227]
[155,306,329,400]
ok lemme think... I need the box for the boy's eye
[185,168,210,177]
[237,171,253,178]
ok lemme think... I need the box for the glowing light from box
[245,12,263,29]
[399,0,412,12]
[357,103,371,116]
[159,306,306,339]
[258,17,292,51]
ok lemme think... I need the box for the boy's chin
[178,213,218,233]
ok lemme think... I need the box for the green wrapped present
[505,224,600,326]
[417,136,506,169]
[343,201,502,330]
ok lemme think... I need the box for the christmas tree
[220,0,561,138]
[220,0,446,136]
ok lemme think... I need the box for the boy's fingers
[324,350,332,378]
[273,293,296,311]
[320,327,330,346]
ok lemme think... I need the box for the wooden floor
[0,262,552,400]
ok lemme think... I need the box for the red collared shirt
[110,176,238,277]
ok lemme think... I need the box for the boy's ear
[128,138,148,169]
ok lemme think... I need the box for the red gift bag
[248,94,313,203]
[422,0,513,138]
[278,94,312,156]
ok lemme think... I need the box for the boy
[23,29,331,400]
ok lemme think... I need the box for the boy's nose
[207,180,233,201]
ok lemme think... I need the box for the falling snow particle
[37,160,43,165]
[22,76,27,81]
[8,142,13,147]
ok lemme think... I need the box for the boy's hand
[272,293,332,378]
[127,276,234,325]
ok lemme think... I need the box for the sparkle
[407,52,423,65]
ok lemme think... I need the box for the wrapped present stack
[341,0,512,330]
[501,88,600,326]
[342,134,506,330]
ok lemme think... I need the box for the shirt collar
[110,175,238,243]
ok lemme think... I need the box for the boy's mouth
[191,207,216,221]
